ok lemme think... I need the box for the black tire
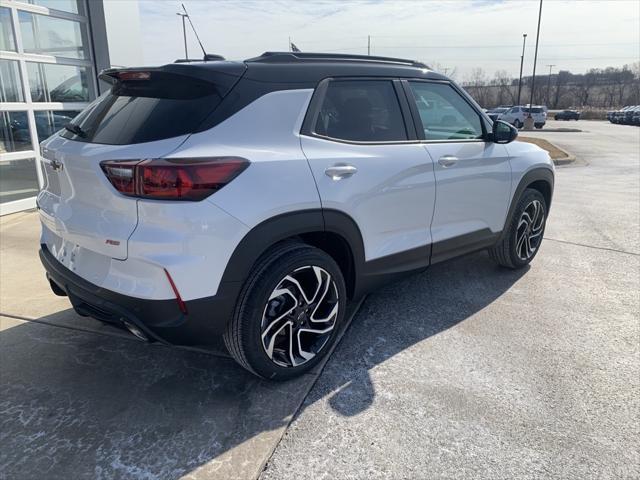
[514,120,523,129]
[223,241,347,380]
[489,188,547,269]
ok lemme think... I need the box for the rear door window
[313,80,408,142]
[61,71,223,145]
[407,81,483,140]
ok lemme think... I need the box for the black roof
[152,51,446,84]
[241,52,446,84]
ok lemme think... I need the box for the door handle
[438,155,458,167]
[325,164,358,180]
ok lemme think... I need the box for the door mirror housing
[492,120,518,144]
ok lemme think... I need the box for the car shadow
[0,250,527,479]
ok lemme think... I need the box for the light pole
[516,33,527,105]
[546,64,555,107]
[177,12,188,59]
[525,0,543,129]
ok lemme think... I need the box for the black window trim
[401,79,493,144]
[300,76,420,145]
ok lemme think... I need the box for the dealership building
[0,0,142,215]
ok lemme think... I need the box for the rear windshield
[523,107,543,113]
[60,71,222,145]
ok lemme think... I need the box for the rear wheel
[489,188,547,269]
[224,242,346,380]
[514,119,523,129]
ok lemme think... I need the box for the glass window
[18,11,87,59]
[0,158,40,204]
[408,82,483,141]
[314,80,407,142]
[26,0,80,14]
[1,7,16,51]
[27,62,90,102]
[62,72,224,145]
[0,111,33,153]
[0,60,24,102]
[34,110,80,141]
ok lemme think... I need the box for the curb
[548,141,576,166]
[526,128,582,133]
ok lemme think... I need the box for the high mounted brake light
[117,71,151,81]
[100,157,249,201]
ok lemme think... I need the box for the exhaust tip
[47,275,67,297]
[123,320,149,342]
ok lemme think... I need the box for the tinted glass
[0,59,24,102]
[27,0,80,13]
[0,7,16,51]
[19,11,86,59]
[314,80,407,142]
[1,111,33,153]
[34,110,80,141]
[408,82,483,140]
[27,62,90,102]
[523,107,543,113]
[61,72,223,145]
[0,158,40,203]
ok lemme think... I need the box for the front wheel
[489,188,547,269]
[514,119,523,129]
[224,242,346,380]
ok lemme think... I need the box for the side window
[408,82,483,140]
[313,80,407,142]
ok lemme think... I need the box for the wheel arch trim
[503,167,554,235]
[218,209,366,290]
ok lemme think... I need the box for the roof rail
[245,52,429,69]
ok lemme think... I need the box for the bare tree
[492,70,517,106]
[464,68,490,107]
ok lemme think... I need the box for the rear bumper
[40,245,239,345]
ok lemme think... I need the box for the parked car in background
[612,106,634,124]
[486,107,509,122]
[632,108,640,126]
[37,51,554,380]
[622,106,639,125]
[554,109,580,121]
[500,105,547,129]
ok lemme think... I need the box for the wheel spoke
[310,300,339,324]
[525,233,533,257]
[284,267,324,305]
[531,201,541,225]
[262,318,293,360]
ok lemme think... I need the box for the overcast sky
[138,0,640,80]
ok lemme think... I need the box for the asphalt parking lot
[1,120,638,479]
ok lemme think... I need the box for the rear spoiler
[98,62,247,97]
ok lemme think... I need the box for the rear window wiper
[64,123,86,138]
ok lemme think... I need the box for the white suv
[38,52,554,379]
[500,105,547,129]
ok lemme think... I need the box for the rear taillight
[100,157,249,201]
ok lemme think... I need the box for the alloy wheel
[515,199,545,261]
[260,266,339,368]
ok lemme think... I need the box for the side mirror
[492,120,518,144]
